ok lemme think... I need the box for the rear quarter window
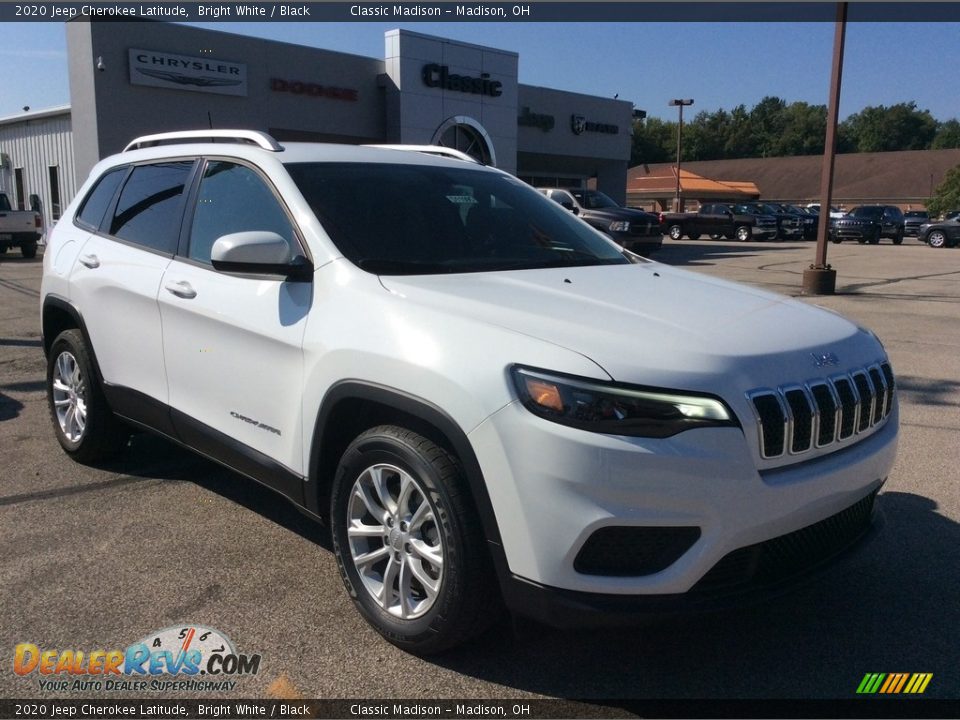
[76,167,127,231]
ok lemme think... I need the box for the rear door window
[109,161,195,254]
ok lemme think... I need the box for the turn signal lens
[524,378,564,413]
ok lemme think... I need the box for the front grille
[629,222,659,236]
[574,526,701,576]
[747,361,894,460]
[693,490,878,593]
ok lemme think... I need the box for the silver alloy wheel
[736,226,750,242]
[928,230,946,248]
[347,463,444,620]
[668,225,682,240]
[51,351,87,442]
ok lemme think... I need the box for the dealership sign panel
[129,49,247,97]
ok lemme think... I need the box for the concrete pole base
[802,267,837,295]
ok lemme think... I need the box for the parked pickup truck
[0,192,42,258]
[538,188,663,254]
[661,202,778,242]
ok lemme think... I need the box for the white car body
[42,133,897,644]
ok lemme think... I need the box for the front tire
[330,425,497,654]
[735,226,751,242]
[927,230,947,248]
[892,229,904,245]
[46,329,128,462]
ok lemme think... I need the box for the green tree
[723,104,756,158]
[932,119,960,149]
[685,109,731,161]
[630,116,675,166]
[840,102,938,152]
[749,96,788,157]
[926,165,960,217]
[773,102,827,156]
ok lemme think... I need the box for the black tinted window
[110,162,194,253]
[77,167,126,230]
[286,163,627,275]
[189,162,294,264]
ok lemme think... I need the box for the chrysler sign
[129,49,247,97]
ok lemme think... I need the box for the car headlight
[511,366,738,438]
[608,220,631,232]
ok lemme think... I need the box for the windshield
[569,189,619,210]
[848,206,883,219]
[286,163,628,275]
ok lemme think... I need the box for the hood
[380,263,879,393]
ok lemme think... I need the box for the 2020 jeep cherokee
[41,131,898,653]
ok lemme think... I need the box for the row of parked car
[535,189,959,251]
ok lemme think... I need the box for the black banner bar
[2,2,960,23]
[2,699,960,720]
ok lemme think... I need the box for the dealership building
[0,21,636,233]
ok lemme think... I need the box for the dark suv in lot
[829,205,905,245]
[903,210,929,238]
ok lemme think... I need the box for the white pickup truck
[0,192,42,258]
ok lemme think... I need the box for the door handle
[164,280,197,299]
[79,253,100,269]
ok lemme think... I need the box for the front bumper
[830,224,878,240]
[470,399,897,613]
[610,230,663,254]
[501,496,885,627]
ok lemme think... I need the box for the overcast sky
[2,18,958,123]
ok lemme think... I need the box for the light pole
[669,98,694,212]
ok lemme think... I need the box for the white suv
[42,131,898,653]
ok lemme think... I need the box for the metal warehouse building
[0,20,638,233]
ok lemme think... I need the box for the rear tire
[687,233,701,240]
[21,241,38,259]
[46,329,129,463]
[668,225,683,241]
[892,229,904,245]
[735,226,751,242]
[330,425,499,654]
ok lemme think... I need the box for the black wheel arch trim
[309,380,510,583]
[42,295,104,382]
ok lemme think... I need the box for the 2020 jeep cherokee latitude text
[41,131,898,653]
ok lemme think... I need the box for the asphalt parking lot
[1,237,958,704]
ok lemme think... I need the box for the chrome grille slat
[748,361,895,460]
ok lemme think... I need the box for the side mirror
[211,231,312,281]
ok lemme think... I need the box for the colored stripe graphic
[857,673,932,694]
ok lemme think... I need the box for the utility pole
[803,2,847,295]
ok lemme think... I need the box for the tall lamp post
[669,98,694,212]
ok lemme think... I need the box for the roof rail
[365,144,482,164]
[123,130,283,153]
